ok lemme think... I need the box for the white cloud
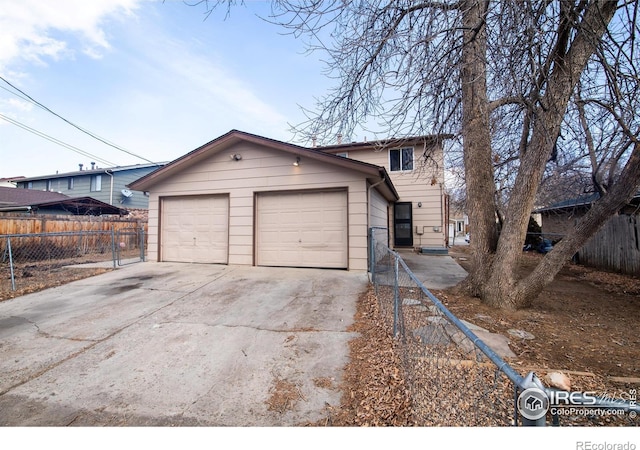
[124,28,290,136]
[0,0,142,68]
[6,98,33,112]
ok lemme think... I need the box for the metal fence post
[111,227,117,269]
[140,227,146,262]
[7,237,15,291]
[393,253,400,337]
[369,227,375,284]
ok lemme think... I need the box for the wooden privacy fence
[577,214,640,275]
[0,214,147,235]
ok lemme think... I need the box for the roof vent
[79,163,83,171]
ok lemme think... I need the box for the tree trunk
[472,0,619,309]
[459,0,499,296]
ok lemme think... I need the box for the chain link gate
[114,227,146,266]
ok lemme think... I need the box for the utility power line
[0,75,155,164]
[0,112,116,167]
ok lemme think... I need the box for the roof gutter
[0,206,31,212]
[378,168,399,201]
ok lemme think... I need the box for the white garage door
[161,195,229,263]
[257,190,348,269]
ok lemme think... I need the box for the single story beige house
[129,130,399,271]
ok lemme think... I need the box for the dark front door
[394,202,413,247]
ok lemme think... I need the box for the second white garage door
[161,195,229,263]
[256,190,348,269]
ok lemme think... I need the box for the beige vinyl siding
[369,185,388,229]
[146,142,371,270]
[369,185,391,251]
[336,146,445,248]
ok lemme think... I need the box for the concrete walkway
[398,249,468,290]
[0,262,367,426]
[378,249,469,290]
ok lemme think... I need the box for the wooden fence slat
[0,214,148,236]
[578,215,640,275]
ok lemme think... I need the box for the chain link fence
[1,228,145,295]
[369,227,639,426]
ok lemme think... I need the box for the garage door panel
[260,212,282,226]
[161,195,229,264]
[327,210,347,224]
[257,190,348,269]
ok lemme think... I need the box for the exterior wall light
[293,157,301,166]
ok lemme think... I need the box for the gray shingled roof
[0,187,69,207]
[535,190,640,213]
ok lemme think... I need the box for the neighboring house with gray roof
[534,191,640,274]
[10,163,166,210]
[535,191,640,236]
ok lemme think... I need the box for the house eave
[128,129,399,195]
[317,134,454,152]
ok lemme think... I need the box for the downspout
[440,183,445,246]
[105,170,114,205]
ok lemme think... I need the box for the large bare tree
[196,0,640,309]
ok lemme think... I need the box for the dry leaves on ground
[324,289,414,426]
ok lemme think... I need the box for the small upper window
[90,174,102,192]
[389,147,414,172]
[68,177,74,190]
[336,152,348,158]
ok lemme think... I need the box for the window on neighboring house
[389,147,414,171]
[26,181,33,189]
[90,174,102,192]
[68,177,74,190]
[46,180,52,191]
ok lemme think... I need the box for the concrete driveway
[0,262,367,426]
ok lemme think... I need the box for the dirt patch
[1,260,112,301]
[443,247,640,380]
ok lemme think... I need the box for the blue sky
[0,0,341,178]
